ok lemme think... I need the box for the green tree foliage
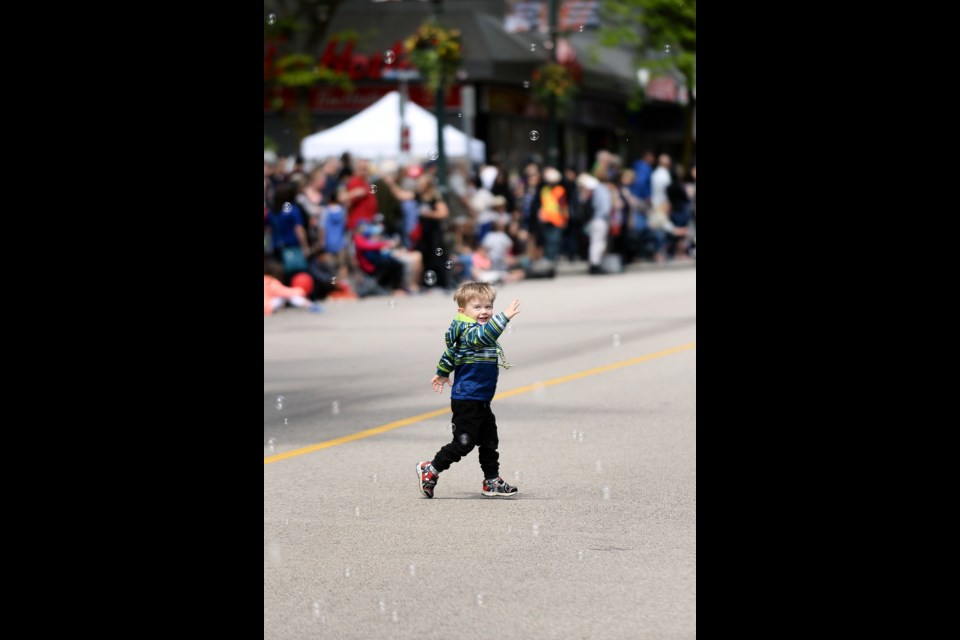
[264,1,353,140]
[599,0,696,164]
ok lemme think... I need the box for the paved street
[264,267,696,639]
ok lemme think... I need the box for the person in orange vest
[537,167,568,262]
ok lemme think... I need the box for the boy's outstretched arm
[431,375,452,393]
[461,298,521,347]
[504,298,521,320]
[436,324,461,379]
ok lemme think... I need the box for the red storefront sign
[646,76,678,103]
[265,36,464,113]
[316,38,414,81]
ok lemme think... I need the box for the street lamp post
[431,0,448,195]
[546,0,559,168]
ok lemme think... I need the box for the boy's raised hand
[504,298,521,320]
[431,375,452,393]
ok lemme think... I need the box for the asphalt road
[264,267,696,639]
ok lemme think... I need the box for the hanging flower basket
[531,62,579,116]
[404,20,463,92]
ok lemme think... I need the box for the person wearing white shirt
[577,173,612,274]
[650,153,673,209]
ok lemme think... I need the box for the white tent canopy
[300,91,485,164]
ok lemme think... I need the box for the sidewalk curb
[554,259,697,277]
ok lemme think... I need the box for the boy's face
[460,297,495,324]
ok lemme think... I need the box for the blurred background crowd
[264,0,695,311]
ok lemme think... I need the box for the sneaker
[417,461,438,499]
[481,477,518,498]
[307,303,325,313]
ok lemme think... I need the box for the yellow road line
[264,341,695,465]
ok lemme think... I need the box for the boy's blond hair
[454,281,497,308]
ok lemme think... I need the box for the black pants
[432,400,500,479]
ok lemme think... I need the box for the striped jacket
[436,312,511,401]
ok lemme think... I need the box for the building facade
[264,0,692,169]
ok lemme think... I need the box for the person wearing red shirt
[344,159,379,231]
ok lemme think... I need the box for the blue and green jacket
[436,312,512,401]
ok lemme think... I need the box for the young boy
[417,282,521,498]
